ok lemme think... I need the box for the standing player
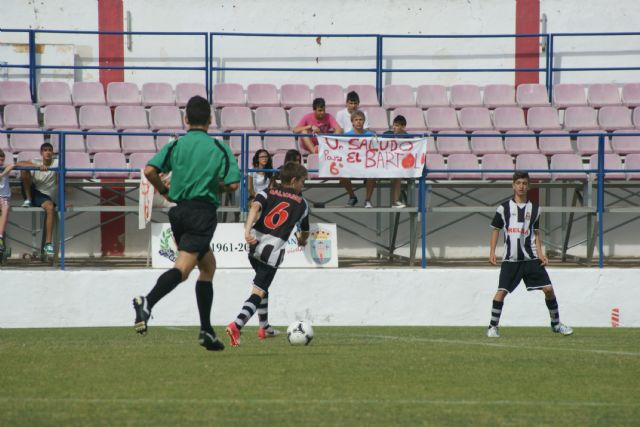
[132,95,240,351]
[226,162,310,347]
[486,172,573,338]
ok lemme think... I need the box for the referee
[133,95,240,351]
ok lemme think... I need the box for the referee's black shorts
[168,199,217,259]
[498,259,552,293]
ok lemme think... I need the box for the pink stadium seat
[228,130,261,155]
[38,81,72,106]
[576,130,613,155]
[141,82,175,107]
[263,130,297,153]
[493,107,527,131]
[114,106,149,130]
[516,84,550,108]
[43,105,79,129]
[563,106,599,131]
[550,154,587,181]
[624,153,640,180]
[79,105,113,129]
[589,153,625,180]
[271,151,287,169]
[64,152,92,178]
[611,130,640,154]
[129,152,155,178]
[85,129,121,153]
[0,132,9,152]
[247,84,279,108]
[483,84,516,108]
[148,106,183,130]
[50,129,86,153]
[10,131,45,153]
[598,106,634,131]
[425,153,447,180]
[0,81,32,105]
[526,107,561,131]
[155,129,185,150]
[345,85,378,107]
[621,83,640,108]
[107,82,140,106]
[459,107,494,131]
[326,107,340,119]
[280,84,312,109]
[481,154,514,180]
[426,136,437,153]
[450,84,482,109]
[72,82,106,106]
[504,131,539,155]
[212,83,245,108]
[17,151,41,164]
[436,136,470,155]
[3,104,39,129]
[220,107,255,131]
[313,85,344,107]
[416,85,449,109]
[288,107,310,130]
[361,106,389,132]
[254,107,288,131]
[470,131,505,155]
[553,84,587,108]
[94,152,128,178]
[176,83,207,107]
[447,153,481,180]
[538,130,574,155]
[392,107,426,132]
[632,107,640,128]
[588,84,621,108]
[424,107,460,132]
[383,85,415,109]
[515,154,551,180]
[121,130,156,154]
[0,114,3,128]
[305,153,319,179]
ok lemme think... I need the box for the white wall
[0,267,638,328]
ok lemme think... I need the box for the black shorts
[498,259,552,293]
[249,256,278,293]
[168,199,217,259]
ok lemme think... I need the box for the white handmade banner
[151,222,338,269]
[138,170,154,229]
[317,135,428,178]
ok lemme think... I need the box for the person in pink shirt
[293,97,342,154]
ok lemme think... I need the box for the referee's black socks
[147,268,183,309]
[195,280,214,335]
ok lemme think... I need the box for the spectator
[336,91,369,133]
[272,149,302,186]
[0,149,15,254]
[16,142,57,257]
[248,149,273,200]
[293,98,342,154]
[345,110,375,208]
[382,115,408,208]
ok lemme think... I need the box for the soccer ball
[286,321,314,346]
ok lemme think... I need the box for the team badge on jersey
[310,228,332,265]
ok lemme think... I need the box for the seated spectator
[382,115,408,208]
[345,110,375,208]
[293,97,342,154]
[273,149,302,185]
[0,149,15,254]
[16,142,58,257]
[248,149,274,200]
[336,91,369,133]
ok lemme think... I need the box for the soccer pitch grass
[1,327,639,426]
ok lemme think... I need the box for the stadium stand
[450,84,483,108]
[280,84,312,108]
[483,84,517,108]
[38,82,72,106]
[416,85,449,109]
[383,84,416,109]
[107,82,141,106]
[141,83,175,107]
[0,81,32,105]
[247,83,279,108]
[72,82,106,106]
[313,85,344,107]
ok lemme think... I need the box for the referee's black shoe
[133,296,151,336]
[199,330,225,351]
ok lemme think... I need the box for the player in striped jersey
[486,172,573,338]
[226,162,310,347]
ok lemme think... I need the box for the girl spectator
[248,149,274,199]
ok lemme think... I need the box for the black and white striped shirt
[491,199,540,262]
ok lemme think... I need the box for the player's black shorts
[498,259,552,293]
[168,199,217,259]
[249,256,278,292]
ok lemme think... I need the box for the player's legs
[541,285,573,335]
[364,179,376,207]
[487,262,523,337]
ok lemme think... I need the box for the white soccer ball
[286,321,314,346]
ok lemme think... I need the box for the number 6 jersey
[250,185,310,267]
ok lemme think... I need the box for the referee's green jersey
[147,129,240,206]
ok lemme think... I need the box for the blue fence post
[58,131,66,270]
[205,33,211,103]
[547,34,554,101]
[544,33,551,92]
[596,134,605,269]
[28,30,37,102]
[420,169,427,268]
[376,35,382,105]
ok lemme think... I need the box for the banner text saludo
[318,136,428,178]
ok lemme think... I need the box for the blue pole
[241,133,247,212]
[597,134,605,269]
[28,30,37,102]
[544,34,550,92]
[209,33,214,104]
[547,35,554,102]
[420,169,427,268]
[205,34,210,103]
[58,132,66,270]
[377,35,383,106]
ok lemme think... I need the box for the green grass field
[1,326,639,426]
